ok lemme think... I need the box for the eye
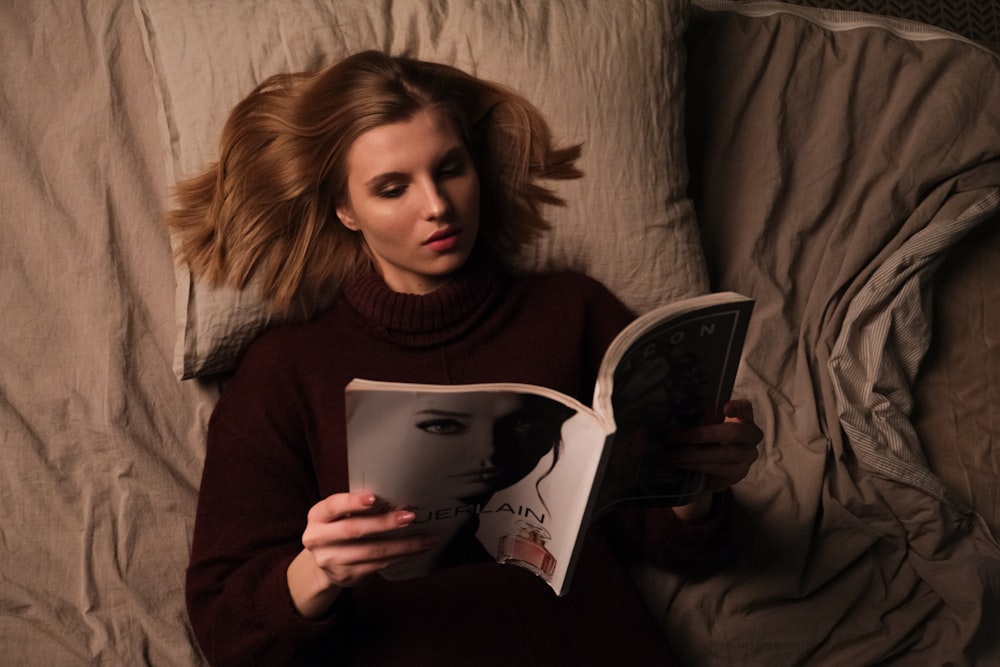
[416,418,468,435]
[511,417,536,437]
[437,158,467,179]
[377,184,406,199]
[499,413,536,438]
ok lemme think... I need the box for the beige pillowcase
[135,0,708,379]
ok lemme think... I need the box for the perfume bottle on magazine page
[498,520,556,581]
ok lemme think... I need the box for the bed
[2,1,998,664]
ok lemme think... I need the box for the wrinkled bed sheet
[630,4,1000,665]
[0,2,216,664]
[3,1,1000,665]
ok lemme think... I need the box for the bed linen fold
[629,4,1000,665]
[0,2,216,665]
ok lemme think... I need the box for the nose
[419,178,450,220]
[469,435,497,463]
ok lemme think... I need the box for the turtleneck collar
[341,247,509,347]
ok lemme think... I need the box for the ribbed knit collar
[341,247,509,347]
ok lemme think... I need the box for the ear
[336,202,359,232]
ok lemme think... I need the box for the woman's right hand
[287,491,436,618]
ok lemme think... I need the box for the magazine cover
[591,292,755,515]
[345,291,754,595]
[345,385,608,595]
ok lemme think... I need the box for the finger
[304,506,419,549]
[308,491,379,524]
[667,441,759,467]
[310,532,440,584]
[723,399,754,424]
[671,421,763,447]
[315,531,439,566]
[672,453,758,492]
[322,557,410,588]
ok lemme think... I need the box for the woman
[172,50,762,665]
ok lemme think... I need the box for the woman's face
[336,108,480,295]
[350,392,561,503]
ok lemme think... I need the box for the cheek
[461,177,481,212]
[442,173,479,211]
[416,436,466,473]
[356,205,410,244]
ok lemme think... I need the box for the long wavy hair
[166,50,582,317]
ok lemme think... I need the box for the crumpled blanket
[631,4,1000,665]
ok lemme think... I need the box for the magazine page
[591,293,754,515]
[345,381,609,594]
[474,411,610,595]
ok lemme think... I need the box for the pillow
[135,0,707,379]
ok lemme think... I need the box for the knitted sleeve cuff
[610,489,739,578]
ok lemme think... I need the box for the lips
[448,468,498,482]
[423,227,461,252]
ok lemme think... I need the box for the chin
[439,246,476,274]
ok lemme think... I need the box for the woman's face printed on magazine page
[351,392,571,502]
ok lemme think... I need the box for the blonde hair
[167,50,582,317]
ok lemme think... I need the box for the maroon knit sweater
[186,251,732,666]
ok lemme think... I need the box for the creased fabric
[629,4,1000,665]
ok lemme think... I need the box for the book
[345,291,754,595]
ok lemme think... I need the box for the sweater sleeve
[185,339,350,666]
[610,491,740,578]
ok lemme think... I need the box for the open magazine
[346,291,754,595]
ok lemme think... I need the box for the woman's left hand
[662,399,761,522]
[669,399,763,493]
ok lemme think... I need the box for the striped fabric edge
[828,187,1000,512]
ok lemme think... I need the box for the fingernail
[397,511,416,525]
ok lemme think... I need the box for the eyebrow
[415,409,473,419]
[365,172,406,191]
[363,145,468,190]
